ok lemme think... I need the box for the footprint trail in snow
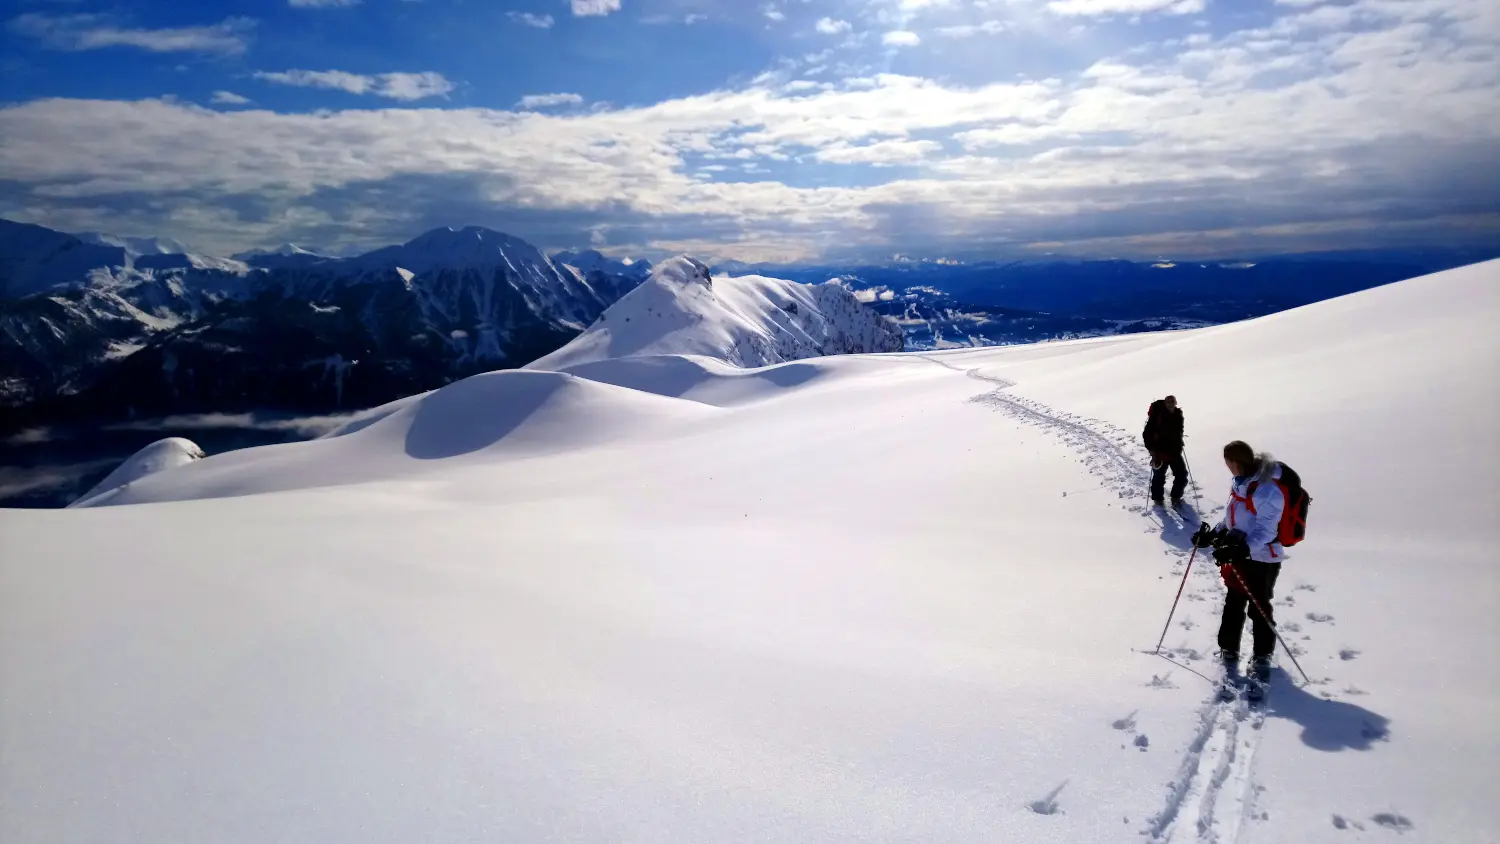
[926,356,1338,844]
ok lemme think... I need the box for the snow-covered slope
[68,437,206,508]
[2,260,1497,844]
[527,256,905,371]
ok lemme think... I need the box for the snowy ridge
[69,369,715,505]
[68,437,205,508]
[527,256,904,371]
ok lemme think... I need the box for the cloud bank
[2,0,1497,262]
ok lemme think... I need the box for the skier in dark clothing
[1191,440,1285,687]
[1142,395,1187,505]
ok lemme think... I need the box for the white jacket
[1215,457,1287,563]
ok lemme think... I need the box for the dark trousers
[1150,451,1187,501]
[1218,562,1282,660]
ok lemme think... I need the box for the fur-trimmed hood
[1247,453,1279,486]
[1222,453,1287,563]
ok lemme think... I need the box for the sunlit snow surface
[2,261,1497,843]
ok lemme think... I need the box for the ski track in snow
[917,354,1337,844]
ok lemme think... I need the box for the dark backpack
[1141,402,1159,444]
[1246,462,1311,547]
[1142,400,1182,451]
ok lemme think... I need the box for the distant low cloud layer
[2,0,1498,262]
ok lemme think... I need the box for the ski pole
[1154,544,1199,653]
[1226,562,1312,684]
[1183,450,1205,515]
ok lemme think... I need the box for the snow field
[2,260,1497,843]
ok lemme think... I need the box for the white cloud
[9,13,254,55]
[882,30,921,46]
[253,70,455,101]
[288,0,361,7]
[211,91,252,106]
[816,18,852,35]
[517,92,585,109]
[378,73,456,101]
[507,12,555,28]
[815,139,942,166]
[765,7,787,23]
[1047,0,1204,15]
[2,0,1497,261]
[935,21,1009,37]
[953,122,1068,148]
[571,0,622,17]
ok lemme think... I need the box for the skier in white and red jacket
[1190,440,1284,682]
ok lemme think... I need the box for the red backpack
[1245,462,1311,547]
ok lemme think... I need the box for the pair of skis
[1217,666,1270,707]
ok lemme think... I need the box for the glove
[1212,530,1250,564]
[1191,523,1220,549]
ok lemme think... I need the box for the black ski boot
[1217,651,1242,702]
[1246,656,1272,704]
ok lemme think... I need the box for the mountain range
[0,221,670,431]
[4,216,1487,437]
[1,220,916,437]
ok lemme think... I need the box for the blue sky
[1,0,1497,262]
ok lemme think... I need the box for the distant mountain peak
[554,248,654,281]
[526,254,903,371]
[652,255,713,289]
[406,225,529,250]
[345,225,548,274]
[234,243,320,259]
